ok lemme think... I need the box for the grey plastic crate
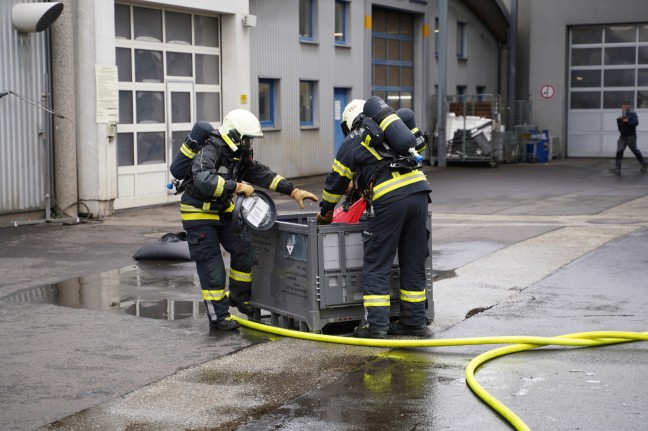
[249,212,434,333]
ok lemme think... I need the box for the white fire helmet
[341,99,366,135]
[219,109,263,150]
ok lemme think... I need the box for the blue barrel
[526,130,549,163]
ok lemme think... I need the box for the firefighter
[317,99,432,339]
[170,111,318,331]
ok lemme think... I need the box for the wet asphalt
[1,158,647,431]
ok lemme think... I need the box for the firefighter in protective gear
[318,100,432,339]
[170,110,318,331]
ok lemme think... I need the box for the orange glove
[316,210,333,225]
[291,188,318,209]
[235,182,254,197]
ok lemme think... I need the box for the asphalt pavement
[1,158,647,431]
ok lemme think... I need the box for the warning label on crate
[281,266,308,299]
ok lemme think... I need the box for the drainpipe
[508,0,518,129]
[436,0,448,167]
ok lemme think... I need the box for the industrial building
[1,0,647,224]
[517,0,648,158]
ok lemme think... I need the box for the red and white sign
[540,84,555,99]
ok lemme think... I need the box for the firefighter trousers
[361,191,429,330]
[186,220,254,325]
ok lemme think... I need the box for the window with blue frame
[299,80,315,126]
[299,0,313,41]
[259,79,275,128]
[334,1,348,45]
[371,7,414,110]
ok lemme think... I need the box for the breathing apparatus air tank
[397,108,428,154]
[363,96,420,160]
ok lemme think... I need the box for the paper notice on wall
[95,65,119,123]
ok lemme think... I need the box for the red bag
[332,198,366,224]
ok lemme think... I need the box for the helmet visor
[240,135,262,150]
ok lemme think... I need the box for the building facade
[518,0,648,158]
[249,0,508,177]
[1,0,508,222]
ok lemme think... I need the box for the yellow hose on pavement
[231,316,648,431]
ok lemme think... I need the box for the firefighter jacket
[617,111,639,136]
[170,132,295,227]
[320,124,431,215]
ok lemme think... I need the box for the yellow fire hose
[230,316,648,431]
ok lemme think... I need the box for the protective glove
[291,188,318,209]
[316,210,333,225]
[235,182,254,197]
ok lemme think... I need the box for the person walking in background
[614,101,647,174]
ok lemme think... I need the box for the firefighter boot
[210,317,240,331]
[388,321,429,337]
[353,324,388,339]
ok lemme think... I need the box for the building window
[118,133,134,166]
[299,80,315,126]
[334,1,348,45]
[569,24,648,109]
[259,79,276,128]
[133,6,162,42]
[456,85,467,102]
[371,7,415,110]
[299,0,314,41]
[457,22,466,59]
[476,86,488,102]
[115,4,131,39]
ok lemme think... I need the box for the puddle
[2,261,205,320]
[3,260,447,328]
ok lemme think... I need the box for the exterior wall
[526,0,648,154]
[2,0,507,221]
[72,0,251,213]
[75,0,117,217]
[515,0,531,100]
[250,0,505,177]
[0,0,52,218]
[442,1,501,97]
[250,0,367,176]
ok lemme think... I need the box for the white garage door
[568,24,648,157]
[114,3,222,209]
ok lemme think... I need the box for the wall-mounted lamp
[12,2,63,33]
